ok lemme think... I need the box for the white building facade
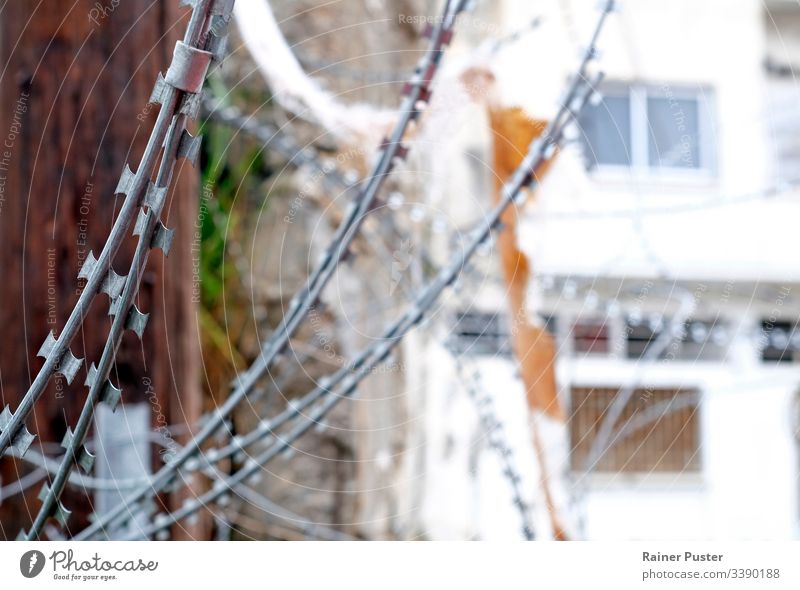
[409,0,800,540]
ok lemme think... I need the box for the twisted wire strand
[11,0,232,539]
[0,1,217,460]
[451,353,536,540]
[98,1,616,539]
[74,0,470,540]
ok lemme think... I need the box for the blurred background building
[3,0,800,542]
[409,0,800,540]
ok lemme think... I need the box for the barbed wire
[78,0,616,540]
[73,0,469,541]
[567,285,704,535]
[201,94,425,301]
[201,97,353,189]
[9,0,234,540]
[6,0,620,541]
[205,102,431,302]
[577,285,697,481]
[200,462,358,541]
[531,173,800,220]
[0,0,225,462]
[212,96,800,222]
[450,352,536,540]
[2,431,184,502]
[292,16,544,82]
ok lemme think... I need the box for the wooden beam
[0,0,205,539]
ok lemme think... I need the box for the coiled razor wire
[74,0,471,540]
[75,0,616,541]
[4,0,618,540]
[4,0,233,539]
[451,352,536,540]
[0,0,226,460]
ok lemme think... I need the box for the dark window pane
[626,317,728,362]
[449,311,511,357]
[538,313,558,337]
[573,320,610,354]
[760,320,798,363]
[625,318,664,360]
[579,94,632,167]
[675,320,729,362]
[647,96,701,169]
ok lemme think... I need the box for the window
[579,83,713,174]
[625,316,664,360]
[572,318,610,355]
[449,311,511,357]
[581,95,631,167]
[538,313,558,337]
[677,319,729,362]
[760,320,800,363]
[625,317,728,362]
[569,387,701,473]
[765,64,800,185]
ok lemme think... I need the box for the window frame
[571,317,613,356]
[759,319,800,364]
[580,82,717,181]
[624,315,731,363]
[448,310,512,357]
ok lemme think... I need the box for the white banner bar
[2,541,799,589]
